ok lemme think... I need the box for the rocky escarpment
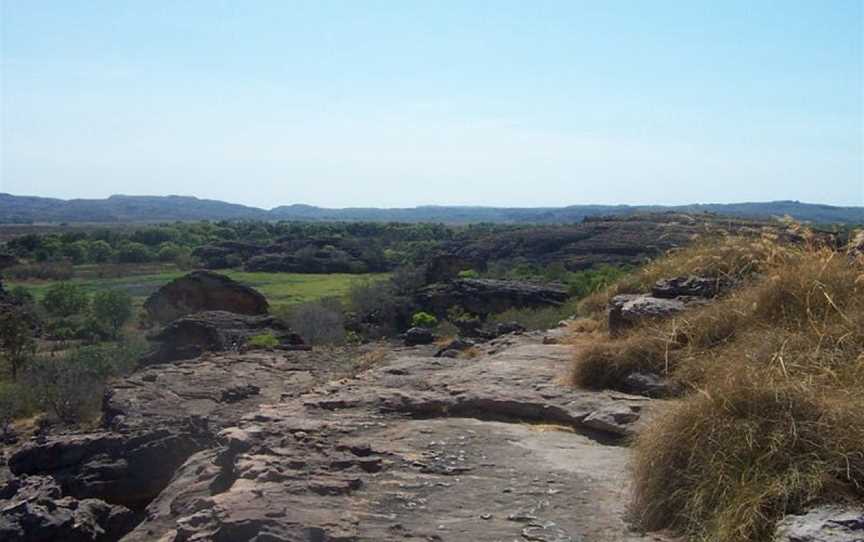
[143,271,269,323]
[416,278,569,317]
[142,310,304,364]
[1,329,668,542]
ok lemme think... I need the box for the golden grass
[571,231,864,541]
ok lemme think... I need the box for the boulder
[774,506,864,542]
[416,278,568,317]
[143,271,268,323]
[622,371,671,398]
[608,294,686,335]
[0,475,135,542]
[403,327,435,346]
[143,310,303,364]
[652,275,729,299]
[434,337,475,358]
[496,321,526,336]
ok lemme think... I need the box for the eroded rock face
[608,294,687,335]
[417,278,569,317]
[143,271,268,323]
[0,475,135,542]
[651,276,730,299]
[142,311,303,364]
[403,326,435,346]
[773,506,864,542]
[3,336,663,542]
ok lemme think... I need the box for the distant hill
[0,193,861,225]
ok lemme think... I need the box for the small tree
[92,290,133,339]
[41,282,90,317]
[411,311,438,328]
[0,309,37,380]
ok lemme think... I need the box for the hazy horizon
[2,1,862,208]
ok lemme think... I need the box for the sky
[1,1,862,208]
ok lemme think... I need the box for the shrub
[26,356,103,425]
[457,269,480,279]
[572,234,864,541]
[8,286,34,306]
[41,282,90,317]
[0,308,38,380]
[411,311,438,329]
[488,298,581,331]
[247,333,279,349]
[92,290,133,338]
[4,262,74,281]
[284,298,346,346]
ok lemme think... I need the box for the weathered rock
[652,275,729,299]
[143,271,269,323]
[417,278,569,317]
[7,429,207,511]
[0,475,134,542]
[497,321,526,335]
[774,506,864,542]
[608,294,686,335]
[403,326,435,346]
[142,310,303,363]
[121,340,656,542]
[5,335,663,542]
[622,372,671,398]
[434,337,475,357]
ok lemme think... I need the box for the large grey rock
[774,506,864,542]
[143,270,268,323]
[403,326,435,346]
[652,275,729,299]
[143,310,303,363]
[0,475,134,542]
[417,278,569,317]
[608,294,686,335]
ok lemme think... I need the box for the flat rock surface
[4,333,676,542]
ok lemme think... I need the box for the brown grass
[570,231,864,541]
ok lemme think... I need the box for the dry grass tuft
[571,231,864,541]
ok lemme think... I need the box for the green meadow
[9,269,389,310]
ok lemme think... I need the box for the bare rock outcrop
[143,271,268,323]
[417,278,568,317]
[142,310,304,364]
[774,506,864,542]
[0,475,134,542]
[2,335,664,541]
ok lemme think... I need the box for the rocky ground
[0,326,684,542]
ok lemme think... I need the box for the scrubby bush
[285,298,346,345]
[0,308,38,380]
[8,286,34,305]
[488,299,580,331]
[411,311,438,329]
[571,233,864,541]
[247,333,279,349]
[26,356,102,424]
[92,290,133,338]
[25,341,147,425]
[41,282,89,317]
[457,269,479,279]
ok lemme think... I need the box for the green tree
[88,240,113,263]
[157,242,185,262]
[115,242,153,263]
[92,290,133,338]
[41,282,90,317]
[0,309,37,380]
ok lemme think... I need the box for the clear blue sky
[1,1,862,208]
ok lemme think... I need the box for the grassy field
[8,268,389,309]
